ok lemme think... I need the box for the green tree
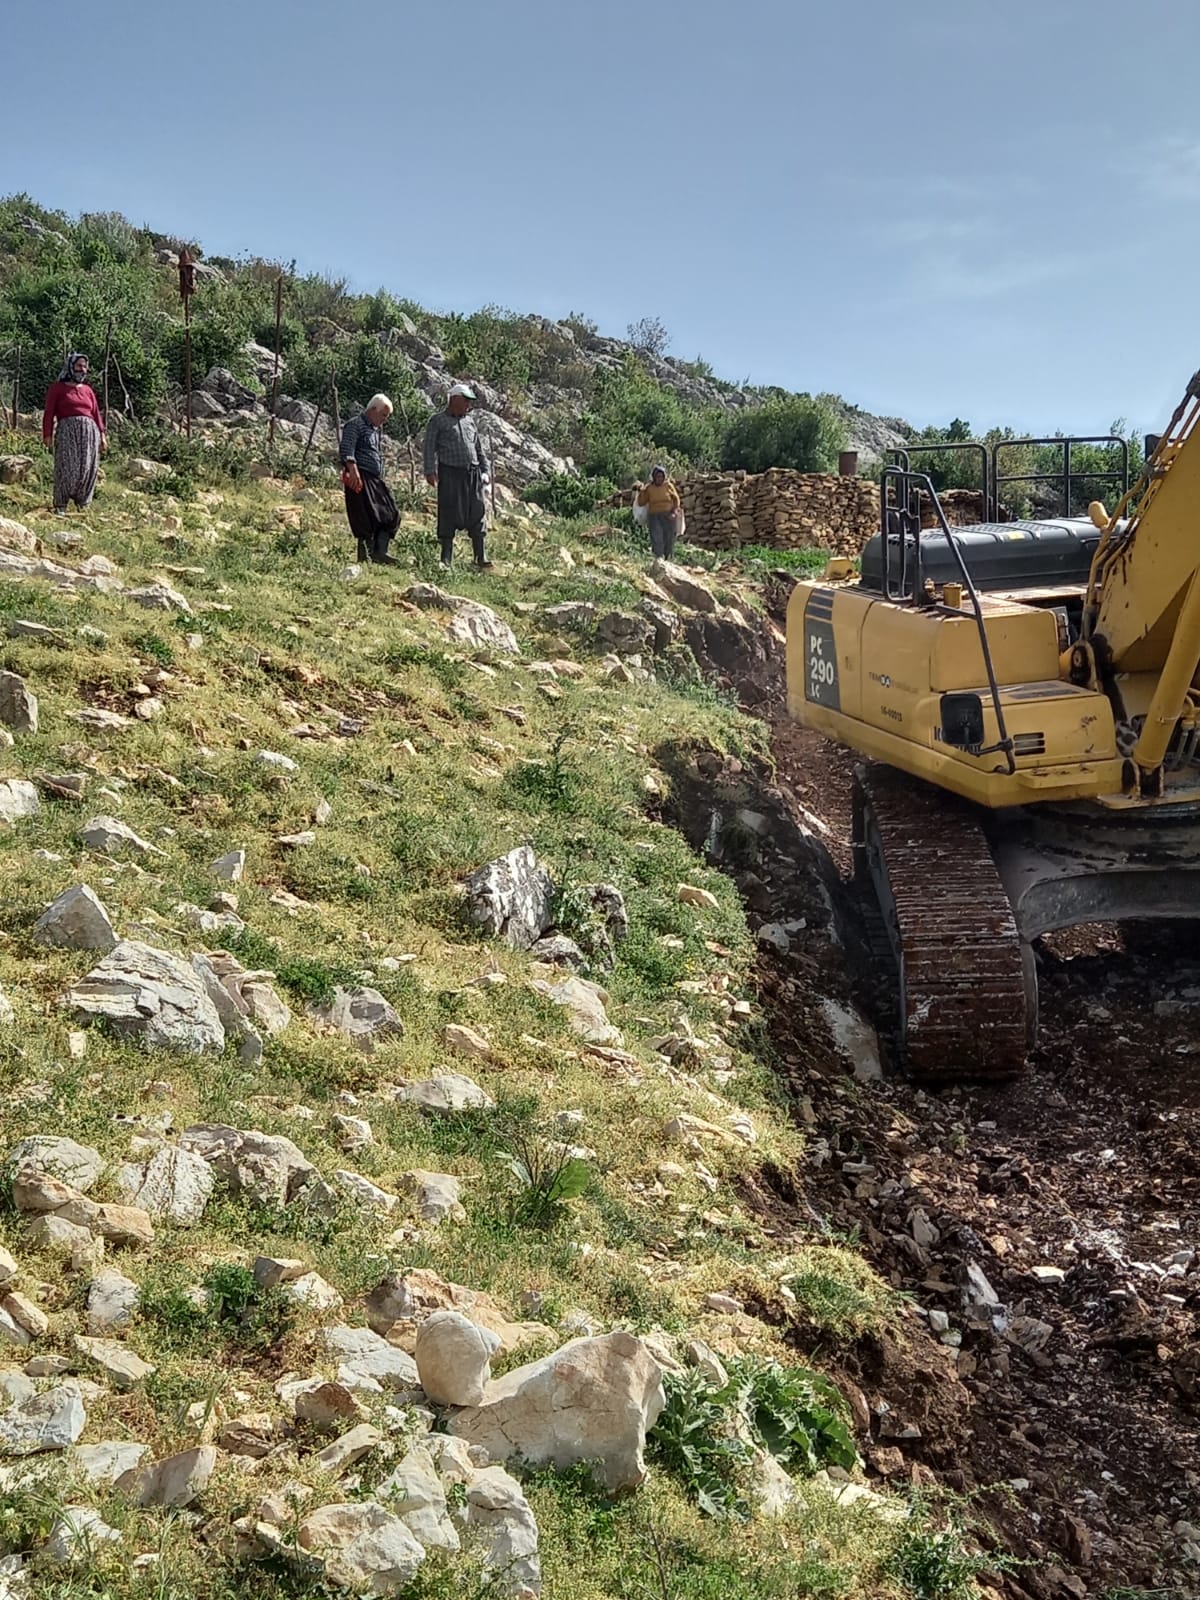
[720,394,846,474]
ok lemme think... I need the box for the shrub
[627,315,670,357]
[496,1131,591,1229]
[524,472,614,519]
[649,1358,858,1519]
[720,393,846,474]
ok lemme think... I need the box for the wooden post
[184,297,192,438]
[11,343,20,430]
[396,391,416,489]
[178,249,196,439]
[330,363,341,440]
[268,273,283,451]
[489,431,498,521]
[101,319,112,431]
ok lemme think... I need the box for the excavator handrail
[880,469,1017,775]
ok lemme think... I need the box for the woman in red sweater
[43,352,106,514]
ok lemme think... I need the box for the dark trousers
[649,512,677,560]
[344,472,399,562]
[437,465,487,565]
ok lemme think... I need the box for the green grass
[0,460,914,1600]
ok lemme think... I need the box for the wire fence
[0,272,504,494]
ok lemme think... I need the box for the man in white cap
[423,382,492,568]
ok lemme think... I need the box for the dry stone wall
[671,469,882,555]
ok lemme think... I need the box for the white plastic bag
[632,496,649,527]
[675,509,686,541]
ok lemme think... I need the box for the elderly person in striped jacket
[423,383,492,569]
[340,394,400,564]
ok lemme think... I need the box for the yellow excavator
[786,370,1200,1078]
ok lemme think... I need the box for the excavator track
[853,763,1030,1079]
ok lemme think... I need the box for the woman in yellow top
[636,464,681,559]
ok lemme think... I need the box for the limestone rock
[377,1445,458,1552]
[335,1171,399,1214]
[0,781,40,825]
[364,1270,545,1357]
[0,1383,86,1454]
[415,1311,499,1408]
[311,986,404,1053]
[448,1330,665,1491]
[129,582,192,614]
[821,997,882,1082]
[0,990,12,1026]
[0,1295,45,1343]
[27,1215,94,1256]
[394,1075,495,1115]
[178,1124,315,1205]
[74,1440,150,1485]
[211,849,245,882]
[126,458,170,481]
[400,1170,464,1225]
[529,974,622,1045]
[78,816,156,856]
[189,952,264,1063]
[323,1326,420,1394]
[747,1446,798,1516]
[442,1022,492,1062]
[297,1501,425,1595]
[649,559,719,614]
[313,1423,383,1476]
[54,1199,154,1248]
[0,512,37,544]
[174,901,245,937]
[32,885,117,953]
[464,1465,541,1596]
[85,1271,139,1335]
[403,584,519,656]
[121,1145,215,1224]
[0,1251,15,1287]
[72,1335,155,1391]
[244,980,291,1035]
[677,884,720,911]
[282,1272,344,1314]
[252,1256,307,1289]
[540,601,595,628]
[6,1137,103,1192]
[11,1168,78,1214]
[0,673,37,736]
[528,934,585,968]
[119,1445,216,1507]
[597,611,654,656]
[331,1114,373,1151]
[46,1505,121,1563]
[465,846,554,949]
[0,1306,31,1349]
[0,1373,33,1404]
[64,941,225,1054]
[293,1382,366,1431]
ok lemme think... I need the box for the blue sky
[4,0,1200,434]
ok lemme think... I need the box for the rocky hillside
[0,434,1010,1599]
[0,199,911,499]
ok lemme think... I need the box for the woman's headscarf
[58,353,88,384]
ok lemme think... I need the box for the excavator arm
[1085,370,1200,792]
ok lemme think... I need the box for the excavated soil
[670,587,1200,1599]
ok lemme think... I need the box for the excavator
[785,370,1200,1078]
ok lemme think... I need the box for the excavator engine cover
[860,517,1104,594]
